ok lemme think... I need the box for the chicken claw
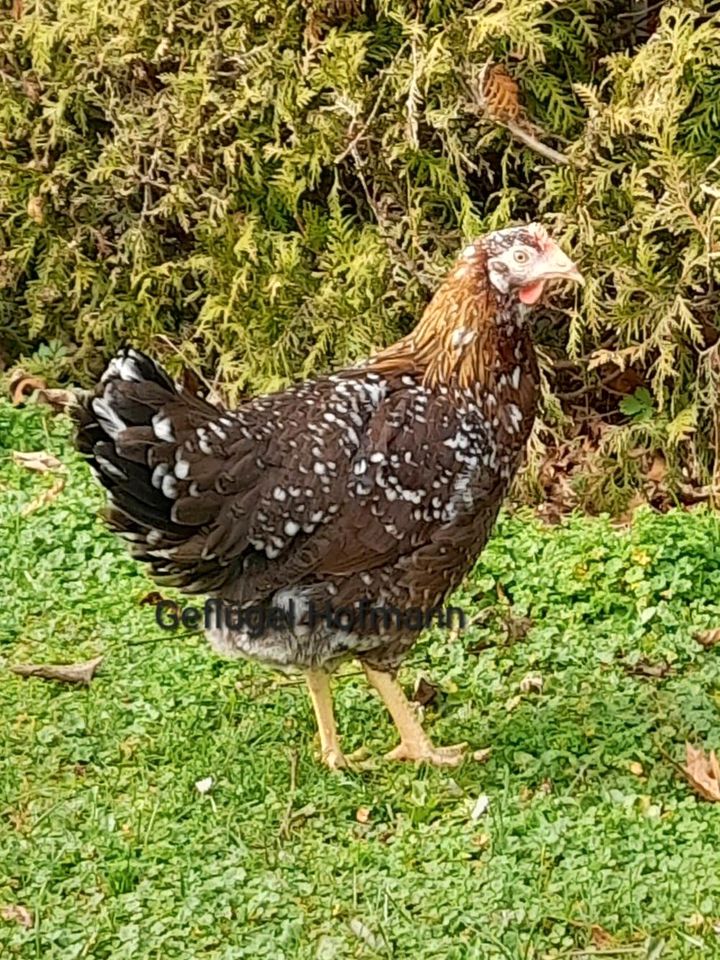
[385,741,467,767]
[321,747,349,771]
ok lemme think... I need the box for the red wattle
[518,281,545,305]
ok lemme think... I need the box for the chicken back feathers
[75,224,580,672]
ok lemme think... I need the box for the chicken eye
[513,249,529,264]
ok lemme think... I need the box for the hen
[75,223,582,768]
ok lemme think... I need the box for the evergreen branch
[335,39,410,163]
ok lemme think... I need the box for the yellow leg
[305,670,346,770]
[363,665,466,767]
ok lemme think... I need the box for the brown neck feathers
[368,248,521,392]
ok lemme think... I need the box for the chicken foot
[363,665,466,766]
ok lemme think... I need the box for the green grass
[1,398,720,959]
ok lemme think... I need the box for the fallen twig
[9,656,103,685]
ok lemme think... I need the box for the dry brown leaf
[505,614,533,643]
[9,656,103,686]
[625,658,671,680]
[604,366,644,396]
[472,747,492,764]
[412,675,438,707]
[11,373,46,405]
[1,904,32,928]
[614,492,648,527]
[10,372,76,412]
[21,476,66,517]
[12,450,63,473]
[35,388,76,413]
[695,628,720,649]
[480,64,522,123]
[683,743,720,802]
[355,806,371,824]
[646,454,667,484]
[590,924,617,949]
[139,591,165,606]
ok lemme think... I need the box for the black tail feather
[74,347,231,588]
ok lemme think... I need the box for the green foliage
[3,400,720,957]
[1,1,719,496]
[542,4,720,491]
[620,387,655,421]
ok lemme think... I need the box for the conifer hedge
[1,1,719,501]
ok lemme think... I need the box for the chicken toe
[385,740,467,766]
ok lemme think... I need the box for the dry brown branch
[9,656,104,685]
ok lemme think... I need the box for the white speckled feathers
[75,347,523,610]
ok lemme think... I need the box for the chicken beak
[538,242,584,285]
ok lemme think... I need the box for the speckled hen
[75,223,582,768]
